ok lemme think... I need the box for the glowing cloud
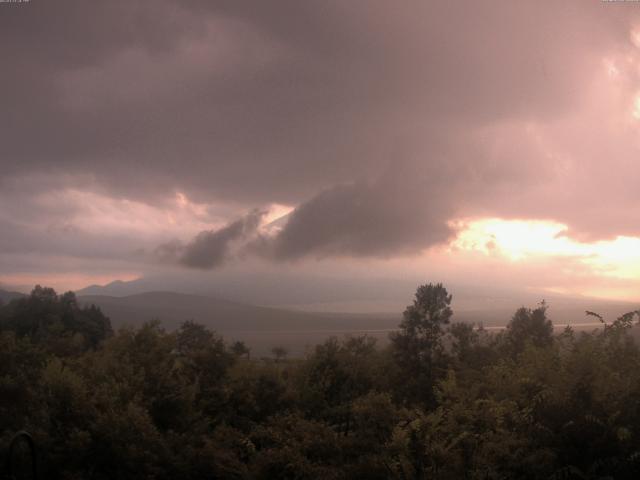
[0,272,141,293]
[452,218,640,281]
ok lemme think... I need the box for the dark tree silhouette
[390,282,452,406]
[506,300,553,354]
[271,346,288,362]
[0,286,112,353]
[231,340,250,359]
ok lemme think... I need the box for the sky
[3,1,640,305]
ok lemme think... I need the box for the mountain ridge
[77,290,400,333]
[0,288,26,304]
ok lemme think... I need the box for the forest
[2,284,640,479]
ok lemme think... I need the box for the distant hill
[78,291,400,333]
[76,289,635,356]
[77,291,404,356]
[0,288,25,304]
[76,277,639,324]
[0,284,622,356]
[76,280,140,297]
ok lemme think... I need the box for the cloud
[4,1,640,289]
[175,209,267,269]
[3,1,634,206]
[175,171,456,269]
[266,174,456,260]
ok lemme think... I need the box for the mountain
[78,291,401,355]
[77,289,638,356]
[74,273,420,306]
[76,280,142,297]
[76,277,639,319]
[0,288,25,304]
[78,291,399,332]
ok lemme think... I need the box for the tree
[175,321,234,419]
[505,301,553,355]
[176,320,214,355]
[0,286,112,354]
[297,336,381,433]
[231,340,251,359]
[390,283,452,406]
[271,346,288,363]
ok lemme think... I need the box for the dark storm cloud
[266,175,456,260]
[152,209,267,270]
[3,0,640,272]
[172,209,266,269]
[1,1,624,200]
[178,170,457,268]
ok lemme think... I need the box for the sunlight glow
[452,218,640,280]
[0,272,141,293]
[263,203,294,225]
[633,94,640,120]
[260,203,294,235]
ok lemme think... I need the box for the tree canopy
[2,284,640,479]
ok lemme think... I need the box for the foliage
[2,284,640,479]
[506,301,554,355]
[390,283,452,406]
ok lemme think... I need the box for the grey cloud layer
[180,209,266,268]
[267,175,456,260]
[2,1,640,270]
[176,175,457,269]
